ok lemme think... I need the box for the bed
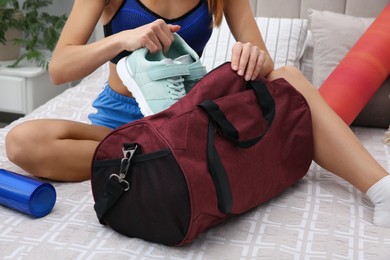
[1,0,390,259]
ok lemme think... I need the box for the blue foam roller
[0,169,56,218]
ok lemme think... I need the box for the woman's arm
[49,0,179,85]
[223,0,274,79]
[49,0,109,84]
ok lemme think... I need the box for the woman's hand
[120,19,181,54]
[231,41,267,81]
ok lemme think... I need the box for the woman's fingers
[126,19,181,53]
[231,42,266,81]
[250,47,266,80]
[231,42,246,76]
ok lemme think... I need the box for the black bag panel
[91,149,191,245]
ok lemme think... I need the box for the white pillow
[308,9,374,87]
[201,17,308,72]
[299,31,314,83]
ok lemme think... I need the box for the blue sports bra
[103,0,213,64]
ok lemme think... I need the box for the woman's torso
[101,0,212,97]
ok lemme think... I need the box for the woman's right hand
[50,2,180,85]
[120,19,180,54]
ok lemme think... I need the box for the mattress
[1,0,390,257]
[0,61,389,260]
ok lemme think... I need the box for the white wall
[17,0,73,16]
[43,0,73,16]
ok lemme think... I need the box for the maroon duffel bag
[91,62,313,246]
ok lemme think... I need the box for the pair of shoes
[117,33,206,116]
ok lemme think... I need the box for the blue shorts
[88,83,144,129]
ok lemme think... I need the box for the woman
[5,0,390,227]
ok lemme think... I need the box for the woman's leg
[267,66,388,192]
[5,119,112,182]
[267,66,390,226]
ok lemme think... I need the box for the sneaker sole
[117,57,154,116]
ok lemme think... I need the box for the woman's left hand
[231,42,266,81]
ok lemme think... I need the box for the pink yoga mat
[319,4,390,125]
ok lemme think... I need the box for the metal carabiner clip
[109,144,138,192]
[109,173,130,191]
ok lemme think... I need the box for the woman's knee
[267,65,317,96]
[5,120,58,166]
[267,65,307,84]
[6,120,51,165]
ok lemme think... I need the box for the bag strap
[206,121,233,214]
[94,177,130,224]
[199,80,275,148]
[199,80,275,214]
[94,144,138,224]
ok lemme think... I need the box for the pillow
[201,17,308,72]
[308,9,374,87]
[299,31,314,82]
[385,126,390,145]
[351,78,390,128]
[309,9,390,128]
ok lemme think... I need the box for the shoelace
[167,76,186,100]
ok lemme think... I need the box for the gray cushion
[352,78,390,129]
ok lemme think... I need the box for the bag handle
[198,80,275,214]
[198,80,275,148]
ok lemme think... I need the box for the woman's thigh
[7,119,111,144]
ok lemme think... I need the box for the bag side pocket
[92,149,191,245]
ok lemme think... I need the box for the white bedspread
[0,62,389,259]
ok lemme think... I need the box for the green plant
[0,0,67,68]
[0,0,21,44]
